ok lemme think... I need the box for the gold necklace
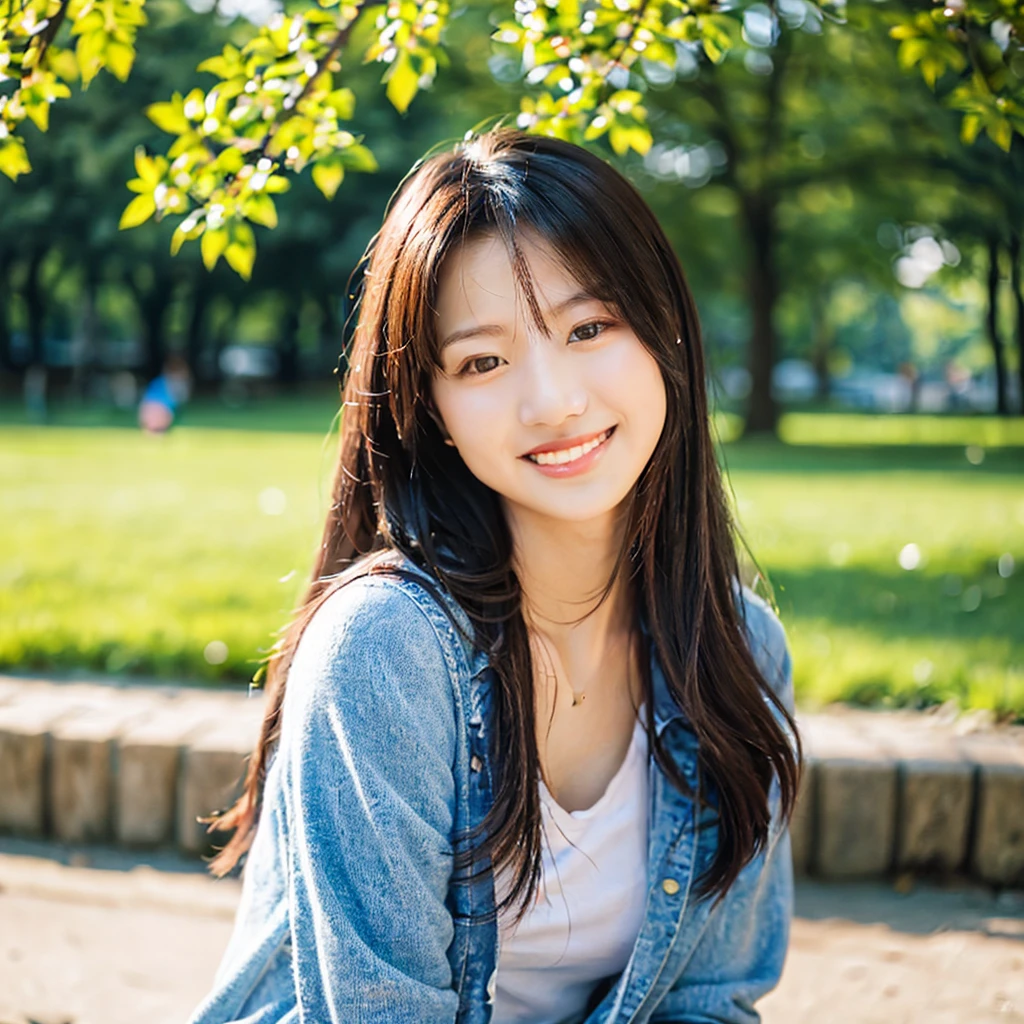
[570,628,635,708]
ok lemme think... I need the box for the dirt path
[0,841,1021,1024]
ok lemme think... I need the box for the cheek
[431,381,509,476]
[592,340,667,436]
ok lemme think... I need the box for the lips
[522,426,616,458]
[522,426,616,467]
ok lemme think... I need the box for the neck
[505,501,635,662]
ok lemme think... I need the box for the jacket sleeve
[651,590,795,1024]
[274,577,462,1023]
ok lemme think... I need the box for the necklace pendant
[572,692,586,707]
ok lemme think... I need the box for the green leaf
[889,22,919,41]
[244,194,278,228]
[23,97,50,133]
[106,41,135,82]
[170,219,204,256]
[326,87,356,119]
[626,124,652,156]
[75,29,105,87]
[48,48,81,83]
[897,38,929,72]
[341,143,378,172]
[0,137,32,181]
[702,34,724,63]
[312,155,344,199]
[583,115,610,141]
[960,113,982,145]
[147,99,190,134]
[201,225,230,270]
[133,147,166,186]
[197,46,241,79]
[609,124,630,156]
[988,117,1013,151]
[385,50,419,114]
[224,221,256,280]
[263,175,291,194]
[119,193,156,229]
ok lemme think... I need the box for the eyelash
[456,320,615,377]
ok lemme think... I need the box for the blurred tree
[4,0,1021,425]
[638,3,962,429]
[0,0,508,394]
[900,127,1024,414]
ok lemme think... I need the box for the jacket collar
[385,547,689,734]
[639,607,691,738]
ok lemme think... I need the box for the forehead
[434,231,587,324]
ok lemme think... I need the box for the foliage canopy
[2,0,1022,278]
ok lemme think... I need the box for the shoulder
[284,565,470,734]
[736,586,794,716]
[301,568,460,662]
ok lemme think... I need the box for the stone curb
[0,675,1022,886]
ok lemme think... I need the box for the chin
[508,490,630,525]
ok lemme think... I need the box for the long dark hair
[208,128,801,916]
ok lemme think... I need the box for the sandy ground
[0,839,1022,1024]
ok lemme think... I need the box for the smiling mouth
[523,427,615,466]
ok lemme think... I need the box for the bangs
[390,135,678,373]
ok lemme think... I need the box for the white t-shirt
[491,708,650,1023]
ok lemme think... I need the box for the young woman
[188,127,801,1024]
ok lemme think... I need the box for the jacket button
[470,755,483,773]
[661,878,681,896]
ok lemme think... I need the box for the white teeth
[527,429,611,466]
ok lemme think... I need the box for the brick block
[894,736,972,873]
[116,706,221,846]
[814,733,897,879]
[0,699,81,835]
[963,738,1024,886]
[50,702,151,843]
[178,714,262,855]
[789,758,815,877]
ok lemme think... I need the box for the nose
[517,338,588,428]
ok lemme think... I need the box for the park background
[0,0,1022,723]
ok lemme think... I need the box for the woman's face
[431,232,667,527]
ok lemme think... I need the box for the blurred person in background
[187,129,801,1024]
[138,355,192,433]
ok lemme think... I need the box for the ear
[422,394,457,446]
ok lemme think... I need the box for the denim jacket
[188,552,795,1024]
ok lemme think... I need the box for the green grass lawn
[1,396,1022,717]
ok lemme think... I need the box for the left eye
[569,321,609,343]
[460,355,503,376]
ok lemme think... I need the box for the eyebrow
[438,291,601,354]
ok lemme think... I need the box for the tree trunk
[185,275,211,385]
[809,289,833,401]
[1010,231,1024,416]
[136,288,171,382]
[71,274,100,401]
[24,248,47,366]
[316,291,339,376]
[277,300,301,388]
[986,236,1009,417]
[744,196,780,435]
[0,251,14,375]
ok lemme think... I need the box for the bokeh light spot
[899,543,921,571]
[259,486,287,516]
[913,659,934,685]
[204,640,229,665]
[829,541,850,566]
